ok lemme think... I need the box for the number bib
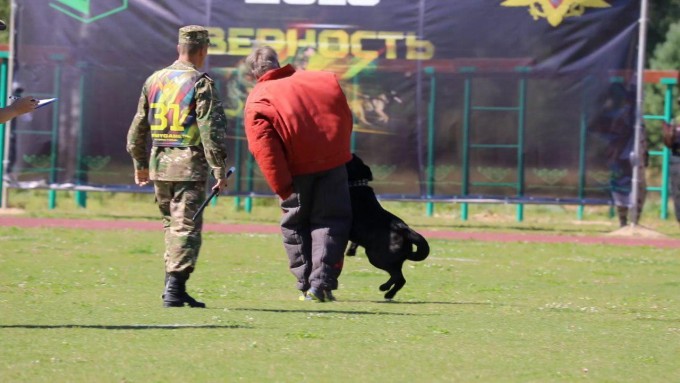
[147,69,203,147]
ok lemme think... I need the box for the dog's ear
[356,156,373,181]
[346,154,359,180]
[347,154,374,181]
[366,164,373,181]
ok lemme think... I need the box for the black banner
[8,0,641,203]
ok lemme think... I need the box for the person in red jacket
[244,46,353,302]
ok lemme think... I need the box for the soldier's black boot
[163,272,186,308]
[162,271,206,308]
[180,272,206,308]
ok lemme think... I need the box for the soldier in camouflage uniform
[126,26,229,308]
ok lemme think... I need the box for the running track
[2,216,680,248]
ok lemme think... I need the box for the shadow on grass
[228,300,495,314]
[0,324,251,330]
[369,300,497,305]
[229,307,422,315]
[424,223,612,235]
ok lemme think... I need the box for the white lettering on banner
[245,0,380,5]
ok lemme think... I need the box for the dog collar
[349,179,370,187]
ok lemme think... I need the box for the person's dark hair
[606,82,628,107]
[245,46,280,79]
[178,42,207,56]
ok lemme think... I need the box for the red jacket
[244,64,353,199]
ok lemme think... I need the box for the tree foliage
[648,0,680,60]
[0,0,9,44]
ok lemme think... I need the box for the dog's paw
[379,281,393,291]
[384,290,397,300]
[346,242,359,256]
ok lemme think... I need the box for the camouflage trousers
[154,180,207,273]
[670,159,680,222]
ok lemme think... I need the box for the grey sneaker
[306,287,336,302]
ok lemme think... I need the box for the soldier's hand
[135,169,150,186]
[212,178,228,192]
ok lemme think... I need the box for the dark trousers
[671,158,680,223]
[280,165,352,292]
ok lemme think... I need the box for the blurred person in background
[0,20,39,186]
[0,20,37,124]
[597,83,647,227]
[662,95,680,228]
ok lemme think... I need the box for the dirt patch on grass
[0,208,26,216]
[605,225,668,239]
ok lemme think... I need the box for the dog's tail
[406,228,429,262]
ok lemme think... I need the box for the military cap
[178,25,209,45]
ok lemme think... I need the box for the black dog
[345,154,430,300]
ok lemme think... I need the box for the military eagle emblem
[501,0,611,27]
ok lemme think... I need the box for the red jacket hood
[258,64,296,83]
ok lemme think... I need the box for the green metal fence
[1,62,677,220]
[643,75,677,220]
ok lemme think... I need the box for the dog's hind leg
[380,270,406,300]
[383,278,405,300]
[379,277,394,292]
[345,241,359,256]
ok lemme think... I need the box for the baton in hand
[192,166,235,221]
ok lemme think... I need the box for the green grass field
[1,212,679,381]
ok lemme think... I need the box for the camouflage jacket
[126,60,229,181]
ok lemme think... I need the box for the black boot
[163,271,206,308]
[163,272,185,308]
[617,207,628,227]
[180,272,206,308]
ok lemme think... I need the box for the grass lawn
[1,223,679,382]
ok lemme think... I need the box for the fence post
[460,67,473,221]
[425,66,436,217]
[48,54,64,209]
[75,61,88,208]
[0,51,8,208]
